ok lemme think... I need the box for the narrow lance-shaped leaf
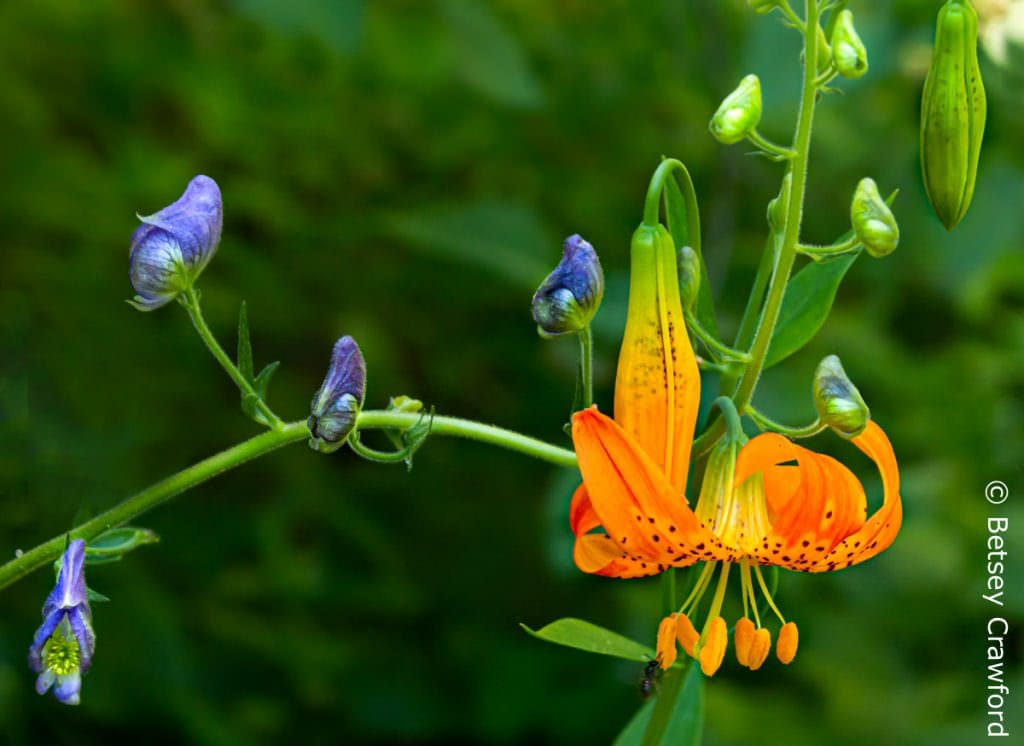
[764,252,858,368]
[520,618,654,662]
[253,361,280,400]
[614,664,704,746]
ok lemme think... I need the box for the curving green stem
[180,286,283,429]
[0,411,578,592]
[642,158,702,256]
[747,129,796,160]
[0,421,311,592]
[357,410,578,469]
[746,404,825,437]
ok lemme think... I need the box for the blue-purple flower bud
[309,336,366,452]
[531,234,604,338]
[128,175,223,310]
[28,539,95,705]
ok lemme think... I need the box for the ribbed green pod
[920,0,986,231]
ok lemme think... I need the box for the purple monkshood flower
[531,234,604,337]
[129,175,223,311]
[27,539,95,706]
[308,336,366,452]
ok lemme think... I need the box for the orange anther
[698,616,728,676]
[734,617,755,667]
[656,615,679,669]
[776,621,799,664]
[675,612,700,658]
[746,628,772,670]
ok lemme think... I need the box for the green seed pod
[831,10,868,79]
[851,177,899,258]
[920,0,986,231]
[677,245,701,312]
[709,74,762,145]
[813,355,870,439]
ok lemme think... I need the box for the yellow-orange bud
[734,617,756,667]
[698,616,728,676]
[675,612,700,658]
[657,615,679,669]
[777,621,799,664]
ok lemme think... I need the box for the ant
[639,657,663,699]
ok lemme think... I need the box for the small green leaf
[87,588,111,603]
[664,169,718,337]
[764,252,859,368]
[241,392,261,420]
[237,301,255,383]
[613,700,655,746]
[253,361,281,400]
[520,618,654,662]
[86,527,160,559]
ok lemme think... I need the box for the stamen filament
[753,563,787,624]
[700,562,732,640]
[741,560,762,628]
[680,561,717,616]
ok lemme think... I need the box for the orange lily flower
[569,222,902,675]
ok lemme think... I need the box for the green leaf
[520,618,654,662]
[663,168,718,337]
[614,664,703,746]
[764,251,859,368]
[387,200,553,289]
[439,0,542,108]
[253,361,280,400]
[86,527,160,559]
[87,588,111,603]
[237,301,255,383]
[229,0,364,55]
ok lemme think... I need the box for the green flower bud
[813,355,870,438]
[831,10,868,79]
[677,246,701,312]
[920,0,986,230]
[709,75,762,145]
[815,24,833,75]
[767,172,792,232]
[850,177,899,258]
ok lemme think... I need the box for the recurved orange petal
[571,406,719,568]
[613,224,700,493]
[805,420,902,572]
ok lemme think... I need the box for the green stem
[722,232,777,394]
[181,287,282,429]
[734,1,820,412]
[0,421,310,592]
[685,312,751,363]
[578,326,594,408]
[746,404,825,437]
[356,410,578,469]
[798,235,861,259]
[661,569,677,616]
[747,129,796,160]
[642,159,702,256]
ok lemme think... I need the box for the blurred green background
[2,0,1023,744]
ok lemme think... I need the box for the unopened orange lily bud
[777,621,799,664]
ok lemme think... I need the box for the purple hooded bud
[128,175,223,310]
[28,539,95,705]
[531,234,604,338]
[309,336,366,452]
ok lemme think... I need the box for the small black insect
[639,657,663,699]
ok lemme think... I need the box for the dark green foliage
[1,2,1022,744]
